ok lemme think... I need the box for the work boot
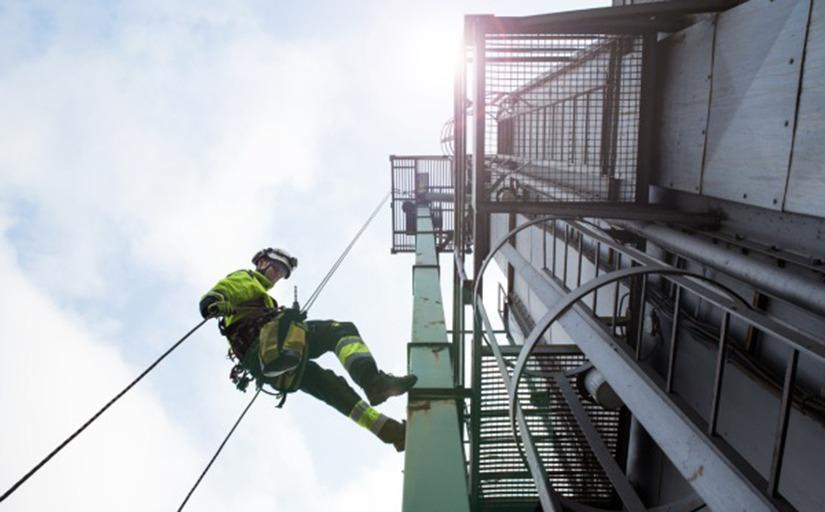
[365,371,418,406]
[378,419,406,452]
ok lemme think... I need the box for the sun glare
[401,20,463,93]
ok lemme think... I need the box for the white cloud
[0,212,205,510]
[0,3,356,509]
[0,1,336,297]
[0,207,404,511]
[322,455,404,510]
[0,1,610,510]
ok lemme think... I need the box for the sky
[0,1,604,510]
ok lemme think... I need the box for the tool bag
[256,308,308,393]
[225,308,308,402]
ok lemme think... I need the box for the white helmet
[252,248,298,279]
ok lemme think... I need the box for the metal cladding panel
[655,18,715,194]
[492,214,510,271]
[785,0,825,218]
[513,271,529,310]
[515,217,531,262]
[702,0,809,210]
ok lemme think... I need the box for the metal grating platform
[480,33,643,203]
[390,155,455,253]
[477,346,620,510]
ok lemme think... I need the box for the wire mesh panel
[477,346,620,509]
[390,156,455,253]
[481,33,643,203]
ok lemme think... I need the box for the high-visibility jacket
[201,269,308,394]
[201,269,277,330]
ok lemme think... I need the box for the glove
[207,300,235,318]
[199,293,223,319]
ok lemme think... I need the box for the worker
[199,248,416,451]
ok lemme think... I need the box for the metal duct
[618,221,825,317]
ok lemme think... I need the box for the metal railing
[390,155,455,253]
[473,30,644,205]
[468,216,825,511]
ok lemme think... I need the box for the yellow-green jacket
[200,270,278,329]
[201,269,308,394]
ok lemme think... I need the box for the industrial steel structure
[391,1,825,511]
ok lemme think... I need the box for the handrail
[470,214,823,509]
[471,215,575,511]
[571,220,825,364]
[474,295,562,512]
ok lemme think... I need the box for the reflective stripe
[342,351,373,371]
[348,401,369,422]
[334,335,362,354]
[368,412,388,435]
[335,336,372,369]
[347,400,388,435]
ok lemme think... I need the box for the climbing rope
[178,191,391,507]
[1,189,390,507]
[0,318,210,504]
[302,191,390,313]
[178,389,261,511]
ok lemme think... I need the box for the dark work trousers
[296,320,378,417]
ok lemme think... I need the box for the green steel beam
[412,267,447,343]
[403,206,471,512]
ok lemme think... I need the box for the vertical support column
[466,15,491,512]
[506,213,516,312]
[403,206,470,512]
[471,15,490,283]
[452,30,468,389]
[635,33,656,205]
[600,39,621,179]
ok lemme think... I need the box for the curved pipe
[470,216,747,511]
[471,215,628,511]
[473,215,569,300]
[472,215,571,512]
[508,266,752,462]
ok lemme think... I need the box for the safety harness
[222,307,308,407]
